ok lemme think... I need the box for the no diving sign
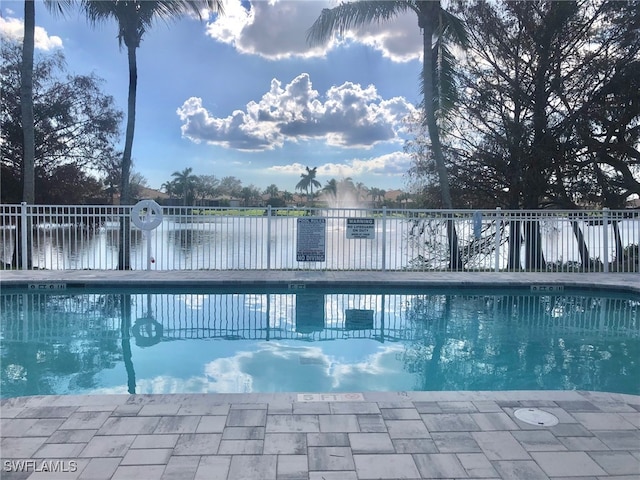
[346,218,375,239]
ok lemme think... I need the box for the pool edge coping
[1,271,639,294]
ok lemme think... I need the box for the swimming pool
[1,286,638,398]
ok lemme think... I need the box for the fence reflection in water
[1,289,638,397]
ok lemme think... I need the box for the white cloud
[177,73,415,151]
[0,16,63,50]
[206,0,329,60]
[205,0,421,62]
[268,151,412,178]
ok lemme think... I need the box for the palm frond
[80,0,223,47]
[419,41,459,129]
[307,1,411,46]
[439,8,469,48]
[433,41,459,117]
[44,1,76,17]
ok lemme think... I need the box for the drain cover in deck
[514,408,559,426]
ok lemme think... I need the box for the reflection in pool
[1,287,638,398]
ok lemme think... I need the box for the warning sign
[346,218,375,239]
[296,217,326,262]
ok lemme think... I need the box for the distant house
[137,187,169,202]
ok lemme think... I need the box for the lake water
[3,214,638,271]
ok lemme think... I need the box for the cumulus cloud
[268,152,413,178]
[0,16,63,50]
[177,73,415,151]
[205,0,421,62]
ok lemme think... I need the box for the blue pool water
[1,287,638,398]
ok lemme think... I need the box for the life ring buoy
[131,200,163,230]
[132,317,163,347]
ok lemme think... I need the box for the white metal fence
[1,203,638,272]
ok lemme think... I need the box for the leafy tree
[95,151,149,203]
[38,164,104,204]
[452,0,639,210]
[295,166,321,205]
[194,174,219,203]
[218,176,243,198]
[1,42,122,204]
[129,172,149,200]
[435,0,639,269]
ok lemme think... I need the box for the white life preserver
[131,200,163,230]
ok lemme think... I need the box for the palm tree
[369,187,386,208]
[308,0,467,269]
[322,178,338,203]
[21,0,72,204]
[264,184,280,199]
[20,0,36,207]
[161,180,177,198]
[171,167,198,206]
[355,182,369,203]
[80,0,223,206]
[78,0,223,269]
[18,0,70,268]
[295,166,322,205]
[282,190,294,205]
[397,191,411,208]
[240,186,260,207]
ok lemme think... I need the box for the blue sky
[1,0,425,193]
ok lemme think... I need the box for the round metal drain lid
[514,408,559,426]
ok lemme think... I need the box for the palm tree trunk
[120,294,136,394]
[421,9,461,270]
[121,47,137,206]
[19,0,36,270]
[118,44,138,270]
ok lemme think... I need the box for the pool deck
[1,271,639,479]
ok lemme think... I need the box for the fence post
[602,208,609,273]
[20,202,28,270]
[266,205,272,271]
[381,206,387,272]
[494,207,501,272]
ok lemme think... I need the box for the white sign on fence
[346,218,375,239]
[296,217,326,262]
